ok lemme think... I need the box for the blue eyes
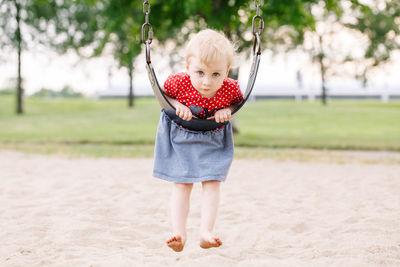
[196,71,220,77]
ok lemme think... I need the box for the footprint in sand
[290,222,310,233]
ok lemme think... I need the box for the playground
[1,150,399,266]
[2,0,400,265]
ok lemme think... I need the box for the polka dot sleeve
[163,74,181,98]
[230,80,244,105]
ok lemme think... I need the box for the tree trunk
[128,63,134,108]
[228,67,239,134]
[318,35,327,106]
[15,0,23,114]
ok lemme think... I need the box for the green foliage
[32,85,83,98]
[346,0,400,84]
[89,0,143,69]
[32,88,59,98]
[149,0,337,53]
[0,89,14,95]
[68,0,344,68]
[0,0,22,49]
[59,85,83,98]
[0,0,98,52]
[24,0,103,54]
[295,0,400,103]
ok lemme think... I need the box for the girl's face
[186,56,229,98]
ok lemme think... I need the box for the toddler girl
[153,29,243,252]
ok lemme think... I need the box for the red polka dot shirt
[164,72,243,119]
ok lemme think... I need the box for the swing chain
[255,0,262,16]
[252,0,263,55]
[142,0,153,45]
[252,0,264,37]
[142,0,153,63]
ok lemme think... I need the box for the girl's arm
[227,104,239,113]
[206,103,240,123]
[164,94,193,121]
[210,81,243,123]
[208,107,232,123]
[163,73,193,121]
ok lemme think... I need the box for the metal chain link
[252,0,263,55]
[141,0,153,45]
[142,0,153,62]
[143,0,150,18]
[252,0,264,36]
[255,0,261,16]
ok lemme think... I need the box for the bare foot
[199,232,222,249]
[166,235,185,252]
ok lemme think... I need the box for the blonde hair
[185,29,235,69]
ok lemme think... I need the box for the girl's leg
[199,180,223,248]
[166,182,193,252]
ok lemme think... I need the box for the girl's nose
[203,76,211,85]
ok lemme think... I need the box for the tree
[1,0,24,114]
[20,0,187,109]
[298,0,400,105]
[346,0,400,86]
[89,0,153,108]
[39,0,189,108]
[301,0,344,105]
[298,0,373,105]
[0,0,102,114]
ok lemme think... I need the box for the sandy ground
[1,150,399,267]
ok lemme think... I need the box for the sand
[0,150,399,266]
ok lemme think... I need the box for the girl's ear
[186,57,191,71]
[226,66,231,76]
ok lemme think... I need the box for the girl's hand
[176,103,193,121]
[208,108,231,123]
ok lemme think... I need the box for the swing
[141,0,264,131]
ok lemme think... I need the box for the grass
[0,96,159,144]
[1,95,399,159]
[235,100,400,150]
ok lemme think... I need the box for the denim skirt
[153,110,234,183]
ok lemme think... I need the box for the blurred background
[0,0,399,158]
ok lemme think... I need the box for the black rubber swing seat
[145,51,261,131]
[163,109,228,131]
